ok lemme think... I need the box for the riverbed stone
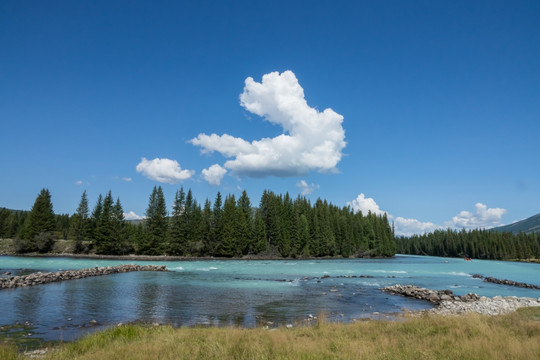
[0,264,168,290]
[381,284,540,316]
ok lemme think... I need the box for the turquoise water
[0,255,539,341]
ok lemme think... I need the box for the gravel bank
[382,284,540,316]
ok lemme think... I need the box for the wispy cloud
[76,180,83,186]
[122,177,132,182]
[297,180,320,195]
[136,157,195,184]
[191,70,346,178]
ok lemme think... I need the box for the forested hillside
[397,228,540,260]
[0,187,396,258]
[492,213,540,234]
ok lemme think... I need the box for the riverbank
[382,284,540,316]
[2,307,539,360]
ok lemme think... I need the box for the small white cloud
[190,70,346,178]
[122,177,132,182]
[76,180,83,186]
[124,211,144,220]
[448,203,507,229]
[394,217,441,237]
[136,157,195,184]
[202,164,227,186]
[296,180,320,195]
[348,193,386,216]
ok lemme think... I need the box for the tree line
[1,187,397,258]
[396,228,540,260]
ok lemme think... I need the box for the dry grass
[32,307,540,360]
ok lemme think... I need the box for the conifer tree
[252,209,267,254]
[201,199,213,255]
[220,194,238,257]
[71,190,90,253]
[144,186,168,255]
[95,191,114,254]
[211,191,224,255]
[18,188,56,253]
[169,187,186,255]
[112,197,127,254]
[236,190,252,255]
[90,194,103,242]
[298,214,310,256]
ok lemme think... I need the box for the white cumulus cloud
[348,193,386,216]
[297,180,320,195]
[202,164,227,186]
[136,157,195,184]
[448,203,507,229]
[349,194,440,236]
[348,194,508,236]
[394,217,441,237]
[190,70,346,177]
[124,211,144,220]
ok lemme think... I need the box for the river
[0,255,539,342]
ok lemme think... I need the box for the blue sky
[1,1,539,235]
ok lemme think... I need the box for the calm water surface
[0,255,539,341]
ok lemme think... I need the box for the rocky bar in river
[0,264,168,290]
[381,284,540,315]
[472,274,540,290]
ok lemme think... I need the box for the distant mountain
[493,213,540,234]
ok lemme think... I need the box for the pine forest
[0,187,396,258]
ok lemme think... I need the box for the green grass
[6,306,532,360]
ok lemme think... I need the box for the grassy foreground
[2,307,540,360]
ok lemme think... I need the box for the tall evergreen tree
[144,186,168,255]
[112,197,127,254]
[220,194,238,257]
[94,191,114,254]
[18,188,56,253]
[71,190,90,253]
[201,199,213,255]
[252,209,267,254]
[89,194,103,243]
[169,187,186,255]
[236,190,252,255]
[211,191,224,255]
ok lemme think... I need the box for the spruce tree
[71,190,90,253]
[169,187,186,255]
[95,191,114,254]
[298,214,310,256]
[220,194,237,257]
[112,197,127,254]
[211,191,223,255]
[18,188,56,253]
[201,199,213,255]
[145,186,168,255]
[252,210,267,254]
[236,190,252,255]
[90,194,103,243]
